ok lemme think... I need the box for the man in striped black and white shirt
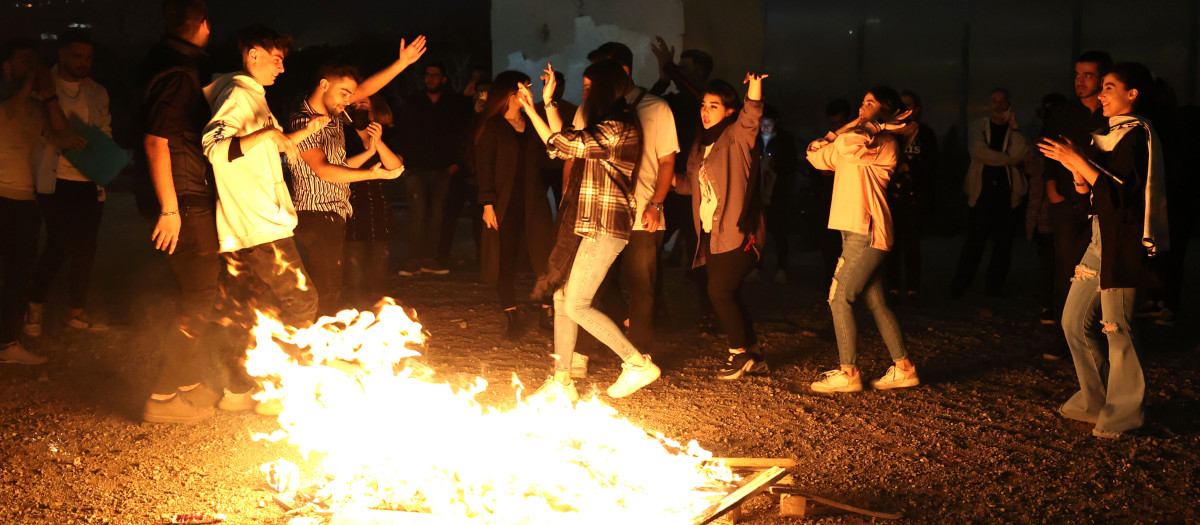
[287,37,426,317]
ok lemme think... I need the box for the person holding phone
[950,88,1028,298]
[343,94,404,307]
[806,86,919,393]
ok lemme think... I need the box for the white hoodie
[202,72,296,252]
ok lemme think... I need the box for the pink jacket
[806,130,898,251]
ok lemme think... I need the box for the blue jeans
[553,234,640,373]
[829,231,907,366]
[1060,217,1144,433]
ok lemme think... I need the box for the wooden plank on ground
[692,466,789,525]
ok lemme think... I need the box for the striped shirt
[288,97,352,218]
[548,118,640,241]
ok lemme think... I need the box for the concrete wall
[491,0,685,103]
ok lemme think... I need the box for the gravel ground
[1,193,1198,524]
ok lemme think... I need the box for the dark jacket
[136,35,215,202]
[674,98,766,267]
[396,90,471,171]
[475,115,554,284]
[1044,100,1107,212]
[888,122,939,207]
[1092,126,1159,290]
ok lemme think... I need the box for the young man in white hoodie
[201,26,327,414]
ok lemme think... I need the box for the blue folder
[60,125,132,187]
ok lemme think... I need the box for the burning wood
[242,300,745,524]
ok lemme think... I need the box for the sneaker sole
[871,378,920,390]
[421,269,450,275]
[719,360,768,380]
[143,411,214,424]
[811,382,863,393]
[607,366,661,398]
[570,368,587,379]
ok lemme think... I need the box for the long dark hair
[582,60,635,127]
[473,70,530,145]
[866,85,905,122]
[1107,62,1155,115]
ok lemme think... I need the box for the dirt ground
[2,193,1198,524]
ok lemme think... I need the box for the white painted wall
[491,0,686,104]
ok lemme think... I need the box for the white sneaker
[871,365,920,390]
[607,355,660,398]
[527,377,580,404]
[0,342,48,365]
[217,389,256,412]
[810,369,863,393]
[570,352,588,379]
[67,313,109,332]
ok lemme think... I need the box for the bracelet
[160,210,179,217]
[545,100,558,109]
[649,201,664,212]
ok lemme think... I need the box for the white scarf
[1089,114,1169,255]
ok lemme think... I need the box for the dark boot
[503,308,522,341]
[538,305,553,332]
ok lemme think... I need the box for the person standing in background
[884,89,939,304]
[25,29,111,336]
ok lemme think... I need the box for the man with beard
[287,37,425,316]
[396,61,472,276]
[1038,51,1111,359]
[25,29,112,338]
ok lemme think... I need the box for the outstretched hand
[879,109,914,132]
[516,83,535,109]
[540,62,557,103]
[743,72,768,101]
[398,35,428,67]
[1038,136,1084,169]
[651,36,676,69]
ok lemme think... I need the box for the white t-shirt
[699,144,717,233]
[54,77,91,182]
[572,87,679,231]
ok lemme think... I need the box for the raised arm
[350,36,427,104]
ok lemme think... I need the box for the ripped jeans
[829,231,907,366]
[1060,217,1144,433]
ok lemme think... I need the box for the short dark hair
[991,87,1010,100]
[1077,50,1113,74]
[59,29,92,48]
[237,25,291,57]
[899,89,922,109]
[423,61,446,75]
[762,104,780,121]
[163,0,206,39]
[825,98,851,118]
[553,70,565,84]
[701,79,740,110]
[1107,62,1155,112]
[680,49,713,80]
[588,42,633,73]
[2,38,38,63]
[315,61,362,89]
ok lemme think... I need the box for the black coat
[474,115,554,284]
[1092,126,1159,290]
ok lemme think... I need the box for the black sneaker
[718,350,768,380]
[420,258,450,275]
[1039,308,1056,326]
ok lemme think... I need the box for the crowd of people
[1,0,1193,441]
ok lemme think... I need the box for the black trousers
[30,180,104,309]
[702,233,757,350]
[597,230,663,348]
[763,203,790,271]
[1035,231,1055,311]
[440,170,482,265]
[153,197,220,395]
[405,169,452,262]
[294,210,347,318]
[0,197,39,345]
[885,201,922,293]
[952,199,1015,296]
[345,240,390,308]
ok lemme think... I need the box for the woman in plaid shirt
[519,60,661,402]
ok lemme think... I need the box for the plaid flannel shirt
[548,119,640,241]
